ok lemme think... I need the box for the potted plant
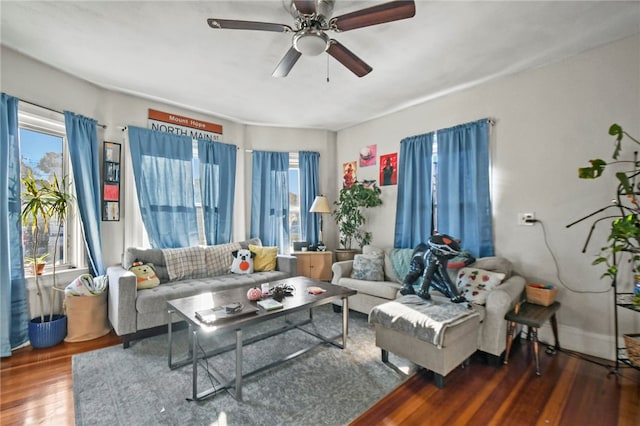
[332,181,383,261]
[576,124,640,279]
[20,171,73,348]
[24,253,50,276]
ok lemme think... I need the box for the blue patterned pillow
[350,254,384,281]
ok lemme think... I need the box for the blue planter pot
[29,314,67,348]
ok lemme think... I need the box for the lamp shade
[309,195,331,214]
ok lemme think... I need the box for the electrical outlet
[518,212,535,226]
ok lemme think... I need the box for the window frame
[18,103,87,274]
[288,153,301,254]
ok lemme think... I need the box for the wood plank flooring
[351,343,640,426]
[1,330,639,425]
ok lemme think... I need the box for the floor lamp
[309,195,331,250]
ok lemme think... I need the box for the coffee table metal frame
[166,277,356,402]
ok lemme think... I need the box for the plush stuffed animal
[129,261,160,289]
[231,249,255,274]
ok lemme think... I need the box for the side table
[504,301,561,375]
[292,251,333,281]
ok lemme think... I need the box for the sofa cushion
[204,242,242,276]
[363,245,406,283]
[135,271,289,314]
[240,238,262,249]
[123,247,169,283]
[389,248,416,283]
[472,257,513,279]
[455,267,506,305]
[338,277,400,300]
[351,254,384,281]
[162,246,208,281]
[249,244,278,272]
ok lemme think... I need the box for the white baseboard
[530,322,615,361]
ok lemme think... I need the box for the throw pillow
[350,254,384,281]
[456,267,506,305]
[249,244,278,272]
[230,249,255,274]
[162,246,207,281]
[129,261,160,289]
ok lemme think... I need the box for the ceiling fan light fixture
[293,30,329,56]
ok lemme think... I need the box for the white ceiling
[1,1,639,131]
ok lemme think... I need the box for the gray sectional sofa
[107,238,297,347]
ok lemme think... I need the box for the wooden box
[526,284,557,307]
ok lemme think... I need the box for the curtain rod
[20,98,107,129]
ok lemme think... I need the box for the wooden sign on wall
[147,109,223,141]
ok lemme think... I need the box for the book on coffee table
[257,298,283,311]
[195,304,257,324]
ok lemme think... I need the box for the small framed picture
[359,144,377,167]
[379,153,398,186]
[103,201,119,221]
[342,161,357,189]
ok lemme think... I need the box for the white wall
[335,35,640,359]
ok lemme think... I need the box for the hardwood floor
[351,343,640,426]
[1,332,121,426]
[1,331,638,426]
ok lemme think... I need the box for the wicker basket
[624,333,640,366]
[526,284,557,306]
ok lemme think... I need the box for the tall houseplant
[20,171,72,347]
[21,171,53,323]
[576,124,640,279]
[332,181,383,258]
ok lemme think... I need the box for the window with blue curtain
[1,93,29,356]
[437,119,493,257]
[64,111,106,275]
[128,126,198,248]
[198,139,237,245]
[393,132,435,248]
[393,119,493,257]
[299,151,320,245]
[250,151,290,253]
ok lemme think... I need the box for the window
[18,104,86,274]
[288,153,300,252]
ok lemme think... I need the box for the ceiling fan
[207,0,416,78]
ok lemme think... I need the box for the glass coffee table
[166,276,357,401]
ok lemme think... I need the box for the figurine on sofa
[399,234,471,303]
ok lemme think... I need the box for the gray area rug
[73,305,410,425]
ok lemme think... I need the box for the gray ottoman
[369,295,480,388]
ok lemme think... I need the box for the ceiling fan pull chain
[326,54,330,83]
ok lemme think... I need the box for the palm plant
[20,171,74,322]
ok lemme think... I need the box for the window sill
[25,267,90,290]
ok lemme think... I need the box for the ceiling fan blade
[207,18,292,33]
[272,47,303,78]
[332,0,416,32]
[327,40,372,77]
[293,0,317,15]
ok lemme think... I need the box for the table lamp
[309,195,331,249]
